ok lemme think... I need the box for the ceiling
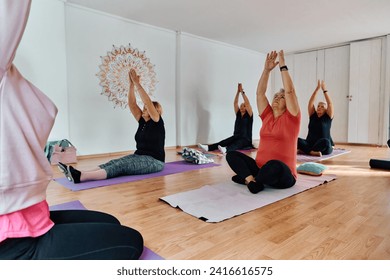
[66,0,390,53]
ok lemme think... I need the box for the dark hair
[152,101,163,115]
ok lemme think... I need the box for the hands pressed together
[315,80,328,92]
[321,80,327,92]
[128,69,140,86]
[237,83,245,94]
[264,50,286,71]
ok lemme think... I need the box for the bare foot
[309,151,322,157]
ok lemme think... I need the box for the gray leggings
[99,154,164,179]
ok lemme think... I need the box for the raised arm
[233,83,241,114]
[308,80,321,116]
[127,71,142,121]
[0,0,32,79]
[241,89,253,116]
[256,51,278,115]
[130,69,160,122]
[278,50,300,116]
[321,80,334,119]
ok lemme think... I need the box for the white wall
[17,1,388,154]
[64,5,176,155]
[14,0,69,141]
[15,0,265,155]
[178,33,264,146]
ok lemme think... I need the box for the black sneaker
[57,162,68,175]
[67,166,81,184]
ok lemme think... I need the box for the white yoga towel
[160,174,337,223]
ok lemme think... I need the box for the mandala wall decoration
[97,44,157,109]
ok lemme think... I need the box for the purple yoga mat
[139,247,164,260]
[54,160,220,191]
[297,148,351,163]
[49,200,86,211]
[49,200,164,260]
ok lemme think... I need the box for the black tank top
[306,113,334,146]
[233,111,253,142]
[134,117,165,162]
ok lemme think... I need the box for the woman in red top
[226,50,301,194]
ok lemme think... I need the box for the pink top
[256,105,301,178]
[0,201,54,243]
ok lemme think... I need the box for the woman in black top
[59,69,165,183]
[198,83,254,154]
[298,80,334,156]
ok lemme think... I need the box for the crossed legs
[226,151,296,194]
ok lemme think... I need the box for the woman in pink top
[0,0,143,259]
[226,50,301,194]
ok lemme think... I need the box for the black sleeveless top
[233,111,253,142]
[134,117,165,162]
[306,113,334,146]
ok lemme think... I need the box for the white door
[348,39,382,144]
[292,51,318,139]
[322,45,350,143]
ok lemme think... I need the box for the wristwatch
[280,65,288,71]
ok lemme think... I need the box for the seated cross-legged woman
[297,80,334,157]
[226,50,301,194]
[198,83,254,154]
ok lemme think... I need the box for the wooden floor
[46,144,390,260]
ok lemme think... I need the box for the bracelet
[242,91,245,94]
[280,65,288,71]
[323,90,328,93]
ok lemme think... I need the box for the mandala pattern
[97,44,157,109]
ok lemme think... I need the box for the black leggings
[208,135,252,152]
[226,151,296,189]
[0,210,143,260]
[298,138,333,155]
